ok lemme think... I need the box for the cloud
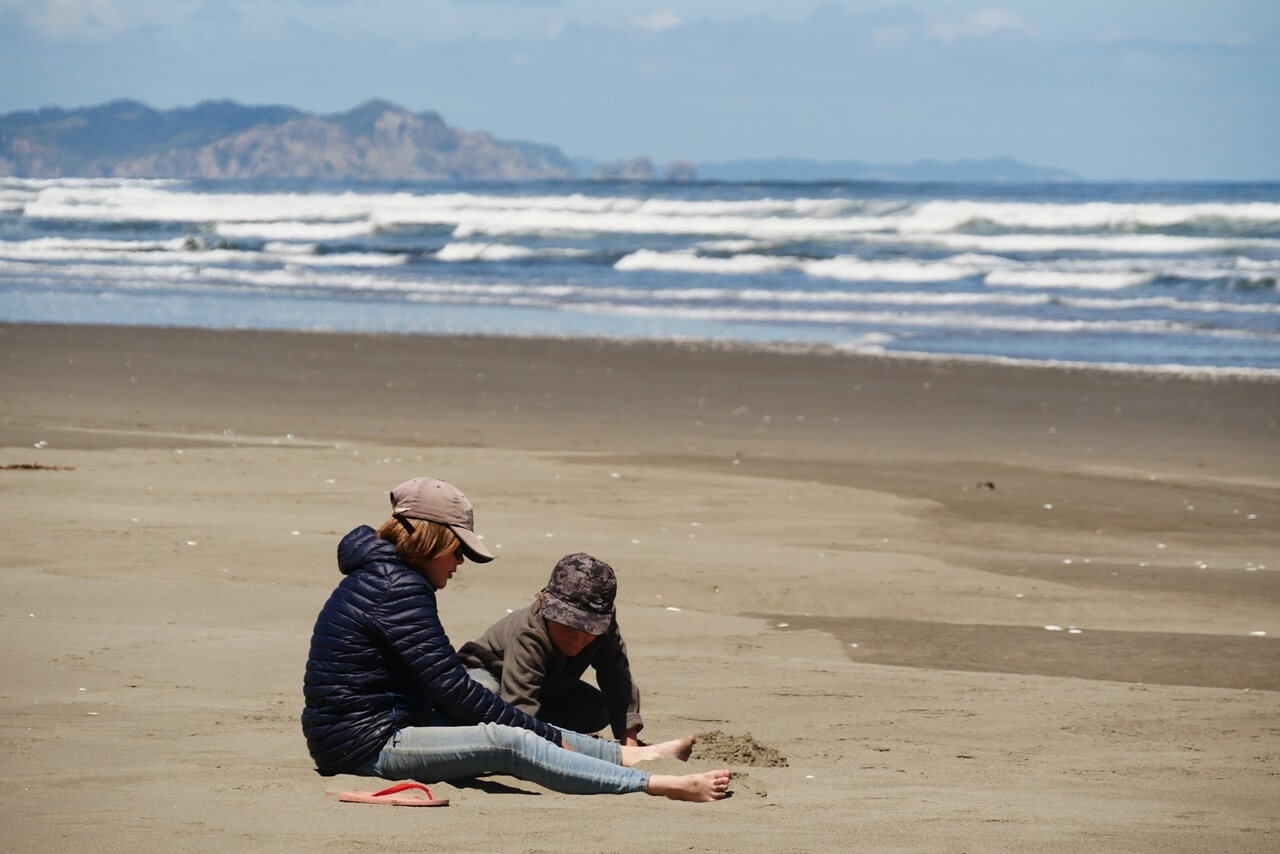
[2,0,214,40]
[542,14,569,38]
[928,6,1037,43]
[2,0,133,39]
[631,8,682,33]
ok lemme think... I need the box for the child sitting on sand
[301,476,729,801]
[459,553,644,746]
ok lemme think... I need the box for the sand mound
[692,730,788,767]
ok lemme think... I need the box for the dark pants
[467,668,610,736]
[538,680,610,736]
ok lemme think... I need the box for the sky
[2,1,1278,180]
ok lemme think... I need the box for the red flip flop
[338,781,449,807]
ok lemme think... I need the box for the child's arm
[594,627,644,740]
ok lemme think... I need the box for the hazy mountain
[0,98,1077,183]
[695,157,1080,183]
[0,99,574,181]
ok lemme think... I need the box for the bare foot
[620,734,696,766]
[647,769,731,803]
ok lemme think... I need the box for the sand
[1,322,1277,852]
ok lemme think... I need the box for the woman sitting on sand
[301,476,729,802]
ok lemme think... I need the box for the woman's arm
[380,577,563,744]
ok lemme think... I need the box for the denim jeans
[359,670,649,795]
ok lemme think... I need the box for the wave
[897,199,1280,233]
[821,344,1280,381]
[0,236,410,268]
[450,211,1280,246]
[983,270,1155,289]
[17,182,872,223]
[804,256,984,283]
[433,242,592,262]
[0,238,261,265]
[0,236,196,254]
[615,249,983,282]
[612,248,1278,289]
[615,249,796,275]
[18,182,1280,242]
[861,232,1280,254]
[214,221,378,241]
[8,257,1276,317]
[7,179,1278,373]
[7,234,1277,297]
[569,302,1274,338]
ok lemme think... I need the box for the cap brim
[450,525,494,563]
[541,593,611,635]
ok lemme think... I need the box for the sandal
[337,781,449,807]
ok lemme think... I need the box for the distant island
[0,98,1078,183]
[693,157,1079,183]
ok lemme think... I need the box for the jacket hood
[337,525,401,576]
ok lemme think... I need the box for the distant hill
[695,156,1080,183]
[0,99,575,181]
[0,99,1077,183]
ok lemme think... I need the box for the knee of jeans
[481,723,543,756]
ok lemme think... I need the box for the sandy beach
[2,322,1277,852]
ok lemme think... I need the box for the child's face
[546,619,599,657]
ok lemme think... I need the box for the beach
[2,321,1277,852]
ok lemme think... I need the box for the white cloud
[3,0,136,38]
[2,0,208,40]
[543,14,569,38]
[928,6,1037,44]
[631,8,682,33]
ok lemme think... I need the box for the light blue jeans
[358,670,650,795]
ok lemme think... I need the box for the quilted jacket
[301,525,562,775]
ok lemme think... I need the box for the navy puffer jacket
[302,526,562,775]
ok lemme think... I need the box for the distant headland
[0,98,1078,183]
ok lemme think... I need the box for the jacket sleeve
[377,573,562,745]
[592,624,643,738]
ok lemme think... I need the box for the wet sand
[1,322,1277,852]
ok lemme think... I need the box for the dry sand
[1,322,1277,852]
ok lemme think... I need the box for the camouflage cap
[541,553,617,635]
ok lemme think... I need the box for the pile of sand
[692,730,788,767]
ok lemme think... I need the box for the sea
[2,177,1278,378]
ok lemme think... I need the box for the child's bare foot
[620,734,696,766]
[647,769,731,802]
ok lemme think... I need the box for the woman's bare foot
[620,734,696,766]
[647,769,732,802]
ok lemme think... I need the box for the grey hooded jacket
[459,595,643,739]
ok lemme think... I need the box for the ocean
[2,177,1278,378]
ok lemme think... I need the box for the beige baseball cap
[389,476,495,563]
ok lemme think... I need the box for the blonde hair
[376,516,461,569]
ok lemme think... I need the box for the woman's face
[421,548,464,590]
